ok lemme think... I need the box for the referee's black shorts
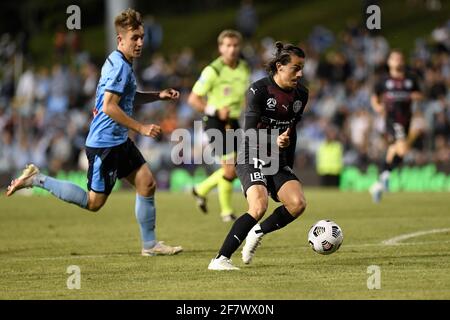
[203,116,240,159]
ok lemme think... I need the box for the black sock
[390,155,403,171]
[217,213,257,259]
[382,161,392,172]
[382,155,403,173]
[260,205,296,234]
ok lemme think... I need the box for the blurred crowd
[0,14,449,184]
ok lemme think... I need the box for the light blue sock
[135,194,157,249]
[33,174,88,209]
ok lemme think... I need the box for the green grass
[0,189,449,299]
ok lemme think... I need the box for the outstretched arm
[134,88,180,105]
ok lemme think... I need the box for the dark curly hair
[266,41,305,75]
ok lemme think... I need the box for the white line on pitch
[3,239,450,262]
[381,228,450,245]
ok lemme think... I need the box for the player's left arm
[410,91,423,101]
[134,88,180,105]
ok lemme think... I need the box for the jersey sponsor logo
[250,87,257,95]
[261,116,293,130]
[266,98,277,110]
[250,172,266,184]
[293,100,302,113]
[385,91,411,101]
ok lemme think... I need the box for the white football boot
[241,224,264,264]
[6,164,40,196]
[208,255,239,270]
[141,241,183,256]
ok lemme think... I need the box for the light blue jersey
[86,50,137,148]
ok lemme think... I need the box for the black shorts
[236,163,300,202]
[386,119,411,143]
[86,138,146,195]
[203,116,240,158]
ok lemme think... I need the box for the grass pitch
[0,189,449,299]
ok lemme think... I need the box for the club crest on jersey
[293,100,302,113]
[404,79,413,89]
[266,98,277,110]
[223,86,231,96]
[386,79,394,90]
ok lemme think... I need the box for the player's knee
[397,146,408,157]
[87,201,104,212]
[248,201,268,220]
[148,178,157,194]
[223,168,236,180]
[286,196,307,218]
[140,178,156,196]
[223,172,236,181]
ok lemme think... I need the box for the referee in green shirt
[188,30,250,222]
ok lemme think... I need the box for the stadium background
[0,0,449,193]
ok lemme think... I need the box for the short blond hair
[114,8,143,35]
[217,29,243,45]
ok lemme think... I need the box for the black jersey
[374,72,420,126]
[237,76,309,170]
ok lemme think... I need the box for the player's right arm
[188,66,230,121]
[370,94,385,115]
[103,91,161,138]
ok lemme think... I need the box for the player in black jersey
[208,42,308,270]
[369,49,423,203]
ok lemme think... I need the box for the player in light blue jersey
[6,9,183,256]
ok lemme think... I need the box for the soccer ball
[308,220,343,255]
